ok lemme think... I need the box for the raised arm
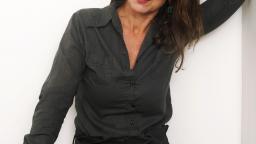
[200,0,245,35]
[23,10,86,144]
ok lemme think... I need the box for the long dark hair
[110,0,204,73]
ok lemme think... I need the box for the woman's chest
[82,27,176,81]
[77,27,176,114]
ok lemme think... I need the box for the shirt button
[130,119,135,127]
[131,103,136,108]
[130,80,135,87]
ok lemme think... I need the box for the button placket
[129,80,137,111]
[129,80,135,87]
[127,78,138,130]
[130,119,135,127]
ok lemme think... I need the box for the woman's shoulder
[74,5,113,28]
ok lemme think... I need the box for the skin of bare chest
[116,0,164,70]
[122,28,147,70]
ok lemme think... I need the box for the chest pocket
[85,53,113,84]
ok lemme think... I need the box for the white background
[242,0,256,144]
[0,0,253,144]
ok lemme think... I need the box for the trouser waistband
[72,124,169,144]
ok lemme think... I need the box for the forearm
[200,0,245,35]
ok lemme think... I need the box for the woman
[23,0,245,144]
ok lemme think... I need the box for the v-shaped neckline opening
[112,6,157,73]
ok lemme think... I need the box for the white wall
[0,0,247,144]
[169,6,242,144]
[242,0,256,144]
[0,0,110,144]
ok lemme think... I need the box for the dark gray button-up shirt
[23,0,244,144]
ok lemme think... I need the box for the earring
[166,0,173,16]
[166,5,173,16]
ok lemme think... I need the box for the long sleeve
[23,10,86,144]
[200,0,245,35]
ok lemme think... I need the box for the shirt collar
[91,0,160,62]
[91,0,124,27]
[92,0,159,48]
